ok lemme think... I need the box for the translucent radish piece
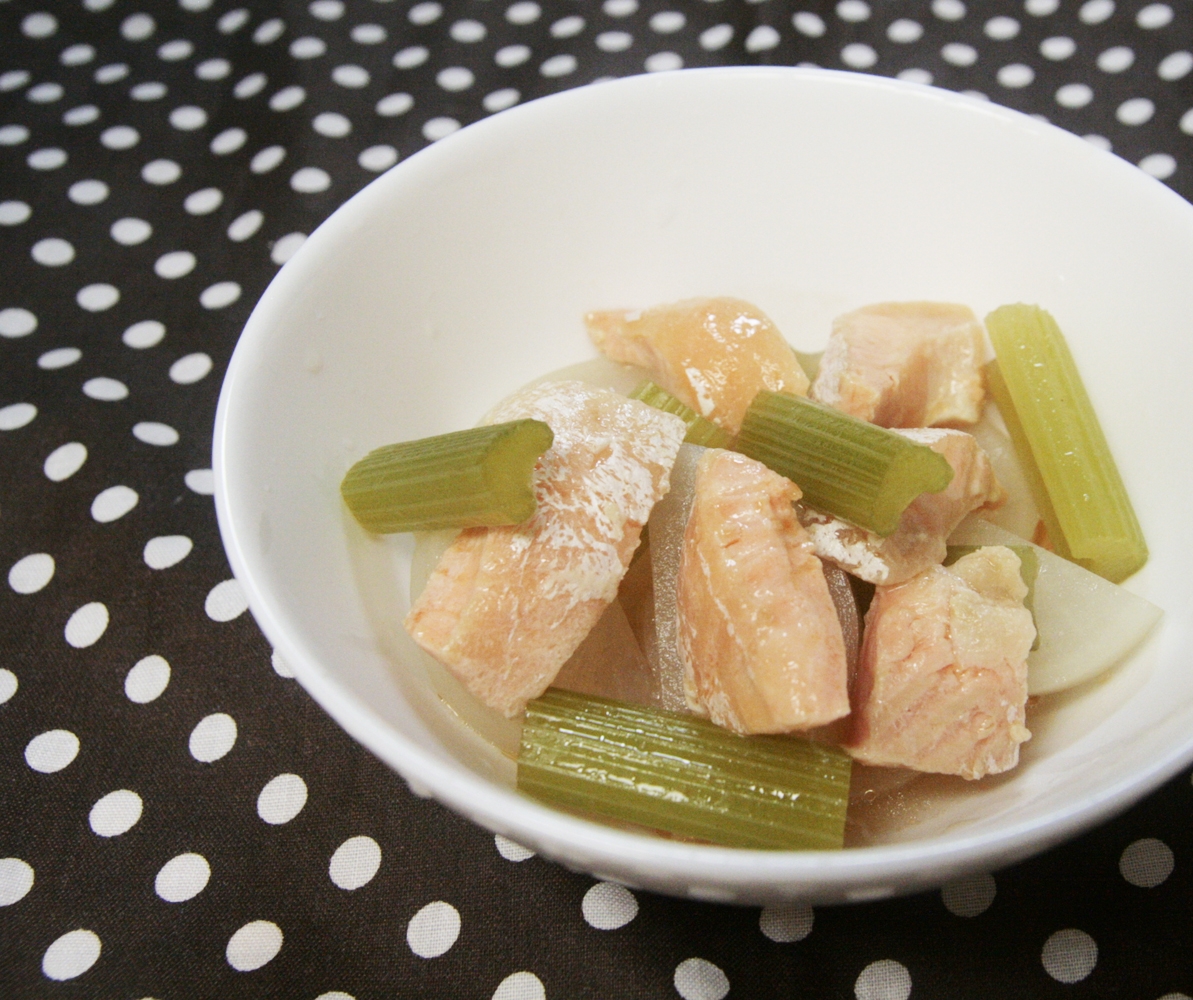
[794,349,823,384]
[985,305,1147,582]
[968,402,1042,540]
[342,420,553,533]
[822,562,860,678]
[519,688,852,849]
[553,600,662,707]
[949,518,1162,694]
[735,390,954,536]
[630,381,733,448]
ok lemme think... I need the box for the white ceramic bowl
[214,67,1193,904]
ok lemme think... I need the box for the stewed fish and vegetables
[340,297,1161,850]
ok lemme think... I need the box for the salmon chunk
[405,381,687,717]
[811,302,986,427]
[586,297,810,434]
[799,428,1006,585]
[677,449,850,734]
[847,546,1035,780]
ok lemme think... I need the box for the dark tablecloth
[3,0,1192,997]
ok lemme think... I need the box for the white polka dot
[29,147,68,170]
[998,63,1034,87]
[271,649,295,677]
[111,217,153,244]
[376,92,414,116]
[61,44,95,65]
[254,18,285,44]
[0,126,30,147]
[423,117,460,141]
[22,11,58,37]
[329,835,382,890]
[28,82,66,104]
[699,24,732,50]
[291,167,331,192]
[0,670,16,705]
[747,25,781,52]
[941,873,996,916]
[793,11,826,35]
[451,18,486,42]
[290,36,326,59]
[197,58,231,80]
[219,8,250,33]
[495,44,530,67]
[309,0,344,21]
[200,281,242,309]
[37,342,80,365]
[674,957,730,1000]
[483,89,519,112]
[122,12,155,40]
[0,307,37,337]
[270,85,306,111]
[597,30,633,52]
[1098,46,1134,72]
[409,1,442,24]
[1182,108,1193,134]
[89,789,142,837]
[186,469,215,494]
[492,972,545,1000]
[1117,97,1154,125]
[855,959,912,1000]
[315,994,355,1000]
[91,485,139,522]
[582,881,638,929]
[155,853,210,902]
[63,105,101,126]
[83,377,129,401]
[25,729,80,772]
[158,39,194,61]
[44,442,87,480]
[551,15,585,37]
[95,63,130,84]
[1159,51,1192,81]
[1119,837,1174,887]
[226,920,282,971]
[394,46,429,69]
[759,903,814,942]
[257,773,308,824]
[170,105,207,130]
[190,712,238,762]
[123,319,165,348]
[0,402,37,430]
[125,654,170,702]
[9,553,54,594]
[251,145,286,173]
[167,353,212,385]
[1137,2,1172,28]
[0,857,34,905]
[32,238,75,267]
[0,201,32,226]
[155,251,197,278]
[1042,928,1097,983]
[235,73,267,99]
[101,125,140,149]
[540,53,577,76]
[356,144,398,173]
[133,423,181,448]
[142,159,181,184]
[332,64,370,88]
[227,211,264,242]
[1026,0,1059,13]
[1139,153,1176,178]
[211,127,247,155]
[506,2,540,25]
[206,579,247,621]
[313,111,351,137]
[352,23,387,44]
[1056,82,1094,107]
[407,901,461,957]
[887,18,922,42]
[65,602,109,647]
[645,51,682,72]
[85,0,118,9]
[985,15,1019,38]
[42,929,101,980]
[0,72,32,93]
[436,66,474,91]
[78,283,121,311]
[493,834,534,861]
[131,81,168,101]
[932,0,966,19]
[836,0,870,22]
[942,42,977,66]
[69,179,110,205]
[1079,0,1114,24]
[841,43,878,68]
[144,535,192,569]
[604,0,638,17]
[650,10,685,32]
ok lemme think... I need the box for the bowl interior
[215,67,1193,903]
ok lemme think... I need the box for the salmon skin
[812,302,986,428]
[586,297,810,434]
[405,381,687,718]
[847,546,1035,780]
[677,449,850,734]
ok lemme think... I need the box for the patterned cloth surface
[2,0,1192,997]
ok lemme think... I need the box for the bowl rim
[214,64,1193,896]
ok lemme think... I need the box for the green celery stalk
[340,419,553,533]
[734,391,954,536]
[519,688,851,850]
[629,381,734,449]
[985,305,1147,582]
[946,543,1041,649]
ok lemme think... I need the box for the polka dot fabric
[2,0,1192,996]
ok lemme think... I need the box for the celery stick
[985,305,1147,583]
[340,419,553,533]
[735,391,954,536]
[519,688,851,850]
[630,381,734,449]
[947,543,1040,649]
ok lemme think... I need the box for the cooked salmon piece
[811,302,986,427]
[799,428,1006,585]
[586,297,810,434]
[405,381,687,718]
[677,449,850,734]
[846,546,1035,780]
